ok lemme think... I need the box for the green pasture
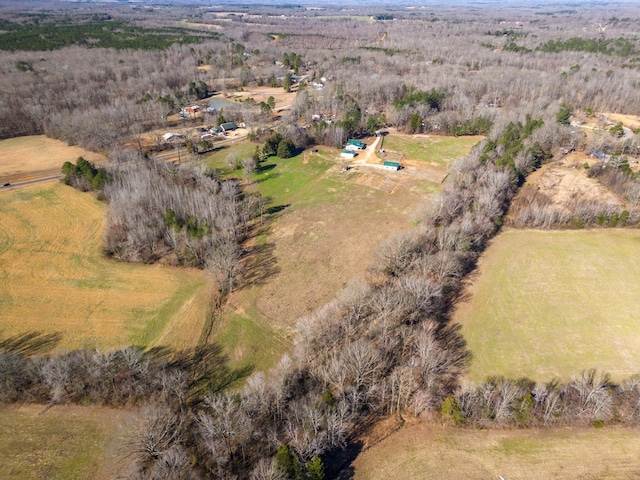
[455,228,640,383]
[381,134,483,168]
[0,405,125,480]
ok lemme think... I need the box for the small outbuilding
[382,161,401,171]
[163,132,185,142]
[341,150,357,159]
[346,139,366,150]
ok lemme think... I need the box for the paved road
[0,174,64,191]
[2,131,255,190]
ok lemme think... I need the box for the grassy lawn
[380,134,483,170]
[0,404,127,480]
[454,228,640,383]
[202,141,258,173]
[0,183,211,350]
[352,421,640,480]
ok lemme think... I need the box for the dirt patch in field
[0,135,106,183]
[603,112,640,130]
[516,151,624,211]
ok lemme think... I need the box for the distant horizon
[2,0,639,5]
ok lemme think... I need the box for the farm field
[204,144,428,371]
[0,404,127,480]
[454,228,640,383]
[0,183,212,350]
[351,420,640,480]
[0,136,106,183]
[380,133,484,172]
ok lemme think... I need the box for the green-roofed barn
[383,161,401,170]
[346,139,366,150]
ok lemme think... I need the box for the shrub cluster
[61,156,108,192]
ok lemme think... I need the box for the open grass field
[204,141,259,173]
[0,183,212,350]
[453,228,640,383]
[352,420,640,479]
[0,136,106,182]
[0,404,127,480]
[203,144,428,371]
[380,133,483,171]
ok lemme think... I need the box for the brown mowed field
[252,184,424,331]
[352,420,640,479]
[0,183,211,350]
[0,136,106,182]
[0,404,128,480]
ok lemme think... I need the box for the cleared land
[204,144,428,371]
[0,136,106,183]
[520,152,624,211]
[352,420,640,480]
[453,228,640,383]
[380,132,484,172]
[224,87,297,110]
[0,183,212,350]
[0,404,127,480]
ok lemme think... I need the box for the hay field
[0,136,106,181]
[454,229,640,382]
[0,183,211,350]
[0,404,127,480]
[352,420,640,479]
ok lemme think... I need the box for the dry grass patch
[0,404,127,480]
[352,420,640,479]
[0,136,105,182]
[605,112,640,130]
[454,228,640,382]
[226,87,297,109]
[0,183,211,350]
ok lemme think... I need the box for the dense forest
[2,1,640,478]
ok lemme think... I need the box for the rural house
[220,122,238,132]
[341,150,357,159]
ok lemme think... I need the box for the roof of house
[341,150,356,155]
[220,122,237,130]
[347,139,366,146]
[383,161,400,167]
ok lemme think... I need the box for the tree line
[103,150,261,293]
